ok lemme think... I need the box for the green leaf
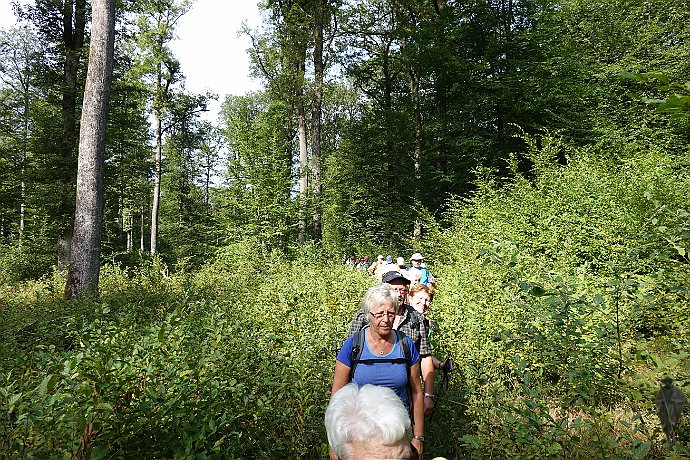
[37,374,57,396]
[95,402,113,412]
[89,444,109,460]
[8,393,21,408]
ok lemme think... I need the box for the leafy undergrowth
[2,140,690,459]
[0,245,372,459]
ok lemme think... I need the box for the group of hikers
[327,252,450,460]
[342,253,435,288]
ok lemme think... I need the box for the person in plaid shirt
[347,270,436,416]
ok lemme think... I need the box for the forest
[1,0,689,458]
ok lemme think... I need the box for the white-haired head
[325,384,413,460]
[359,283,399,321]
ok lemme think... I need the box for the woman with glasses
[330,283,425,459]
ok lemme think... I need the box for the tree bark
[295,51,308,244]
[57,0,86,270]
[297,97,308,244]
[140,203,146,252]
[151,109,162,254]
[64,0,115,298]
[311,0,325,243]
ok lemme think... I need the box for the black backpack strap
[395,329,415,420]
[349,327,366,381]
[350,328,412,380]
[395,329,411,371]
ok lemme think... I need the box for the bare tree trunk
[64,0,115,298]
[20,70,29,244]
[57,0,86,270]
[150,111,162,254]
[140,203,145,252]
[311,0,325,243]
[126,211,133,252]
[295,49,308,245]
[409,65,422,238]
[297,100,308,244]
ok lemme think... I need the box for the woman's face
[410,291,431,316]
[368,299,396,337]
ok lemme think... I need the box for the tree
[14,0,88,268]
[65,0,115,298]
[0,26,42,244]
[134,0,192,255]
[218,92,295,248]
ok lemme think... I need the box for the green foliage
[217,93,297,248]
[423,132,690,457]
[0,246,372,458]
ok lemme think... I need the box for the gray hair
[325,384,412,460]
[360,283,399,321]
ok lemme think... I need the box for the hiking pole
[428,353,455,424]
[332,340,343,357]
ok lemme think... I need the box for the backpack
[348,326,412,382]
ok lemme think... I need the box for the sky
[0,0,264,121]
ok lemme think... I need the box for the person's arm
[331,361,351,396]
[421,355,435,415]
[409,361,425,459]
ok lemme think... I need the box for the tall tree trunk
[57,0,86,270]
[295,51,308,244]
[65,0,115,298]
[126,211,133,252]
[140,203,145,252]
[382,38,396,214]
[409,66,422,238]
[151,110,162,254]
[311,0,325,243]
[19,57,30,244]
[297,98,308,244]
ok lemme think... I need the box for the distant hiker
[407,253,434,287]
[374,255,395,281]
[368,255,384,276]
[656,376,686,442]
[357,255,370,271]
[397,256,407,271]
[348,255,357,267]
[347,271,436,416]
[332,284,425,458]
[406,267,422,286]
[326,383,420,460]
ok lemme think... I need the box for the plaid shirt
[347,305,431,356]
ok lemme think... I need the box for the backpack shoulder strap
[350,328,412,379]
[349,327,366,381]
[395,330,415,420]
[395,329,412,371]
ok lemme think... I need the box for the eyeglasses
[369,311,396,319]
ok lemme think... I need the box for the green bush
[1,137,689,458]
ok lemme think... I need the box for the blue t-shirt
[337,329,420,409]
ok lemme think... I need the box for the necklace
[374,339,391,355]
